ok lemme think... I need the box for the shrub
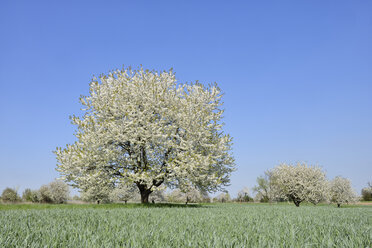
[30,190,41,203]
[236,187,252,202]
[48,180,70,204]
[1,188,20,203]
[252,170,273,202]
[38,185,53,203]
[22,188,33,202]
[361,188,372,201]
[38,180,70,204]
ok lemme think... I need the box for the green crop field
[0,203,371,247]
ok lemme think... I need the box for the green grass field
[0,203,371,247]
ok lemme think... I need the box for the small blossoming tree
[109,183,138,203]
[329,176,356,207]
[168,187,204,204]
[270,163,328,207]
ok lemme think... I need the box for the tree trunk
[140,190,151,203]
[293,199,301,207]
[289,195,301,207]
[137,183,152,204]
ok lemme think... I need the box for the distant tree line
[1,180,69,204]
[1,166,369,206]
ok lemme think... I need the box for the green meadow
[1,203,371,247]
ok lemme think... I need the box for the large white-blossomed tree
[270,163,328,207]
[55,67,235,203]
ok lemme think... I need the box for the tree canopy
[55,67,235,203]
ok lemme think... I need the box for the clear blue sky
[1,1,371,197]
